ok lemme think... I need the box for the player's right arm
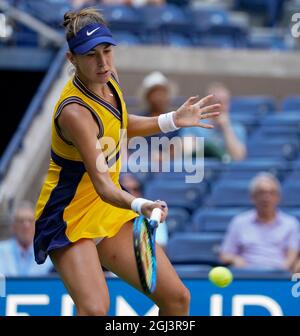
[58,103,167,220]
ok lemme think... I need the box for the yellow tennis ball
[208,267,233,288]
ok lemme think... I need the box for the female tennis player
[34,7,221,316]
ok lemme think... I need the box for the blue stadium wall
[0,276,300,316]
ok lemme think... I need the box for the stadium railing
[0,44,67,181]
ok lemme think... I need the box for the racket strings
[140,226,154,288]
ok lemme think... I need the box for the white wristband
[131,198,154,215]
[158,111,180,133]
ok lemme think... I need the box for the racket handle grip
[150,208,162,223]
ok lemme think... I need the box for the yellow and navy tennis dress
[34,73,137,264]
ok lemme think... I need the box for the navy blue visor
[68,23,117,55]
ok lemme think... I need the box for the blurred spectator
[100,0,165,5]
[70,0,97,9]
[138,71,179,163]
[180,82,247,162]
[101,0,133,5]
[120,173,169,249]
[146,0,166,5]
[139,71,176,118]
[132,0,166,5]
[219,173,299,271]
[0,201,53,276]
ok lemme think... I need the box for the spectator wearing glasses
[219,173,299,271]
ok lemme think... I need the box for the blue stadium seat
[281,182,300,207]
[282,96,300,112]
[186,6,229,31]
[205,180,252,207]
[166,207,191,235]
[203,158,224,183]
[230,113,259,134]
[230,96,276,114]
[249,132,300,146]
[174,264,212,278]
[137,4,190,34]
[152,159,223,186]
[100,5,142,34]
[223,159,288,179]
[152,158,223,186]
[194,35,236,48]
[165,33,193,47]
[284,171,300,186]
[199,22,249,48]
[219,169,281,181]
[229,268,292,279]
[248,34,288,50]
[113,32,142,45]
[260,111,300,128]
[248,143,298,160]
[292,159,300,169]
[192,208,245,233]
[167,232,224,265]
[18,0,72,28]
[247,138,299,160]
[144,180,206,212]
[140,30,164,45]
[251,125,300,140]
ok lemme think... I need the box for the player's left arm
[127,95,221,138]
[111,66,221,136]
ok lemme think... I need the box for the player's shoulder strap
[54,95,104,145]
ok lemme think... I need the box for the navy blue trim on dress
[34,151,86,264]
[54,96,104,145]
[107,148,121,168]
[110,71,120,86]
[73,75,122,121]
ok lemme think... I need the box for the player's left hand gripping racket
[133,207,162,294]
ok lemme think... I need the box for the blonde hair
[63,7,107,41]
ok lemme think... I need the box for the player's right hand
[141,200,168,223]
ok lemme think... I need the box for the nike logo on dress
[86,27,100,36]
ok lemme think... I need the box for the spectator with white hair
[0,201,53,276]
[219,173,300,271]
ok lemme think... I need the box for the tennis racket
[133,207,162,294]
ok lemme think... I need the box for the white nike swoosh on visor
[86,27,101,36]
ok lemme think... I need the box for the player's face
[74,44,114,84]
